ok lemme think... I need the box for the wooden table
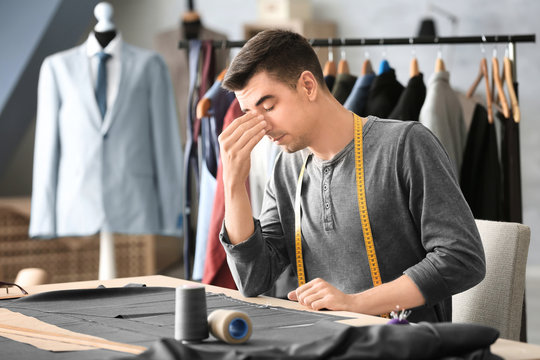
[12,275,540,359]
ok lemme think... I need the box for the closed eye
[264,106,274,112]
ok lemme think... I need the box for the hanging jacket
[324,74,335,92]
[344,73,375,117]
[460,104,503,221]
[389,73,426,121]
[29,36,183,238]
[202,99,244,289]
[365,68,404,118]
[183,40,216,279]
[192,80,235,281]
[419,70,466,177]
[331,73,357,104]
[497,111,522,223]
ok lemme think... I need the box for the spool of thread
[174,285,209,343]
[208,309,252,344]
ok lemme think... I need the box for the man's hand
[288,275,425,315]
[219,112,268,245]
[287,278,353,311]
[218,113,267,189]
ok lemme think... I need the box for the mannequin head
[94,2,116,48]
[94,2,115,32]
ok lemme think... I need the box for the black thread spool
[174,285,209,343]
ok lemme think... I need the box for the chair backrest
[452,219,530,341]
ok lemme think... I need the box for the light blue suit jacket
[30,40,183,238]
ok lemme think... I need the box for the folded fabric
[116,321,501,360]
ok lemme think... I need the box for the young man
[217,29,485,322]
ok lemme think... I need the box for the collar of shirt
[86,31,123,59]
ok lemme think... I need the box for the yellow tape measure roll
[294,114,387,317]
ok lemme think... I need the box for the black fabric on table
[1,286,501,360]
[1,286,347,360]
[116,321,501,360]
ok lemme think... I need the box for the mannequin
[30,1,184,282]
[95,1,117,281]
[94,2,116,48]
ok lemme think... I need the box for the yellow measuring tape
[294,114,387,317]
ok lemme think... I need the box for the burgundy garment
[202,99,243,289]
[193,40,216,142]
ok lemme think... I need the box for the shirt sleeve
[400,123,486,306]
[219,166,292,297]
[29,57,60,238]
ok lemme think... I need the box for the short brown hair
[222,29,325,91]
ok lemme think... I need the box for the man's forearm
[224,182,255,245]
[350,274,425,315]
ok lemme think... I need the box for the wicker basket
[0,198,181,283]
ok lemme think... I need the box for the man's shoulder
[366,116,426,142]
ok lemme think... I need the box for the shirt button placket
[322,166,333,230]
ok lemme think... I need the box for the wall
[0,0,99,193]
[1,0,539,265]
[0,0,61,111]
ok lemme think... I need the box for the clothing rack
[179,34,535,74]
[179,34,535,63]
[179,34,535,48]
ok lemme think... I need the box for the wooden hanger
[182,10,200,22]
[502,57,521,123]
[410,57,420,78]
[338,59,349,75]
[323,59,336,77]
[216,68,227,81]
[337,42,349,75]
[491,56,510,119]
[361,59,374,76]
[467,57,493,124]
[323,40,337,77]
[434,45,445,72]
[196,68,227,119]
[434,56,445,72]
[408,39,419,78]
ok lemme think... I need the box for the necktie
[95,51,111,119]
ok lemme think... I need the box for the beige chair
[452,219,530,341]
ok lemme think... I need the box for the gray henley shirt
[220,116,485,323]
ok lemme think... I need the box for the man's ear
[298,71,318,101]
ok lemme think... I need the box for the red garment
[202,98,243,289]
[193,40,216,141]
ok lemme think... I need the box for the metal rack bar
[178,34,535,49]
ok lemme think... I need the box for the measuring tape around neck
[294,114,386,316]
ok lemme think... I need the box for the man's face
[235,71,311,153]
